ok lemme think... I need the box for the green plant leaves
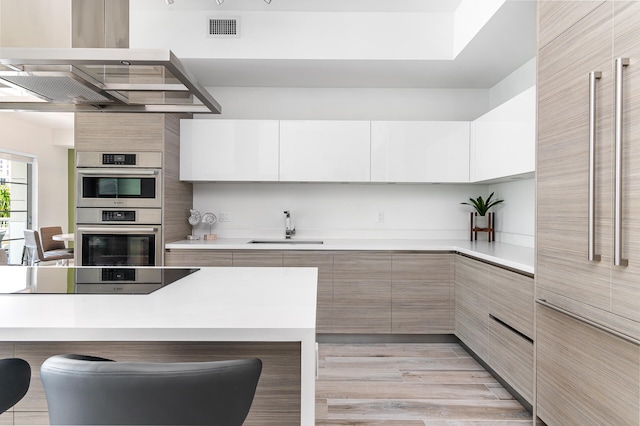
[460,192,504,216]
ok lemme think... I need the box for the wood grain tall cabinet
[536,2,640,424]
[75,113,193,264]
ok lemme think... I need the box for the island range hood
[0,47,221,114]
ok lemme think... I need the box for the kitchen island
[0,266,318,426]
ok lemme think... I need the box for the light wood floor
[316,343,532,425]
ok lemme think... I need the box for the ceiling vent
[208,17,240,38]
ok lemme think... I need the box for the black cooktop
[0,267,199,294]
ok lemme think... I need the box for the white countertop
[166,238,534,275]
[0,266,318,424]
[0,267,318,341]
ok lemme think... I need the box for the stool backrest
[41,354,262,426]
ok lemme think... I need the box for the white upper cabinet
[180,120,280,181]
[279,120,371,182]
[470,86,536,182]
[371,121,470,183]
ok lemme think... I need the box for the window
[0,153,33,264]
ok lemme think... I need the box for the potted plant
[461,192,503,216]
[462,192,503,241]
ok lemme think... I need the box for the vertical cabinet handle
[589,71,602,262]
[615,57,630,267]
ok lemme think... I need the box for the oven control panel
[102,153,136,165]
[76,151,162,169]
[102,211,136,222]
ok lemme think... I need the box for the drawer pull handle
[588,71,602,262]
[489,314,533,344]
[536,299,640,345]
[614,58,630,267]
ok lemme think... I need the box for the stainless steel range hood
[0,47,221,114]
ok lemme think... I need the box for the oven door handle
[77,227,158,233]
[78,169,159,175]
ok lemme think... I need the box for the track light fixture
[213,0,271,4]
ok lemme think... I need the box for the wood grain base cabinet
[537,305,640,426]
[283,252,334,333]
[454,256,489,359]
[391,253,453,334]
[164,249,455,335]
[454,255,534,403]
[333,253,392,334]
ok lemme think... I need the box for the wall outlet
[219,212,231,222]
[377,211,384,223]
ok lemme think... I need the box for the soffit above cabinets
[0,47,222,114]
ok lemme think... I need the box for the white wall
[179,25,536,246]
[489,178,535,247]
[201,87,489,121]
[0,113,70,233]
[193,182,490,240]
[453,0,505,57]
[0,0,71,48]
[185,61,536,245]
[489,57,536,109]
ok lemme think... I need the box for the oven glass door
[80,232,158,266]
[82,176,156,199]
[77,170,161,208]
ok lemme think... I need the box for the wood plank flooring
[316,343,532,425]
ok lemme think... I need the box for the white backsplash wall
[192,182,494,240]
[488,178,535,247]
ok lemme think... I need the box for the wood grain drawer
[487,316,533,403]
[537,304,640,426]
[232,252,284,267]
[164,249,232,267]
[488,267,534,339]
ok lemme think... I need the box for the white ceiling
[182,0,535,89]
[141,0,465,13]
[2,0,536,130]
[138,0,536,89]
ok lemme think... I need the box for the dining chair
[39,227,71,252]
[0,358,31,413]
[23,230,73,266]
[40,354,262,425]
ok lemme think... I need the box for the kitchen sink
[248,239,324,245]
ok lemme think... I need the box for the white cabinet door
[470,86,536,182]
[279,121,371,182]
[180,120,279,181]
[371,121,470,183]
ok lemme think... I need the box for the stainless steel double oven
[76,152,163,266]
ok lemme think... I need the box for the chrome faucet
[284,210,296,239]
